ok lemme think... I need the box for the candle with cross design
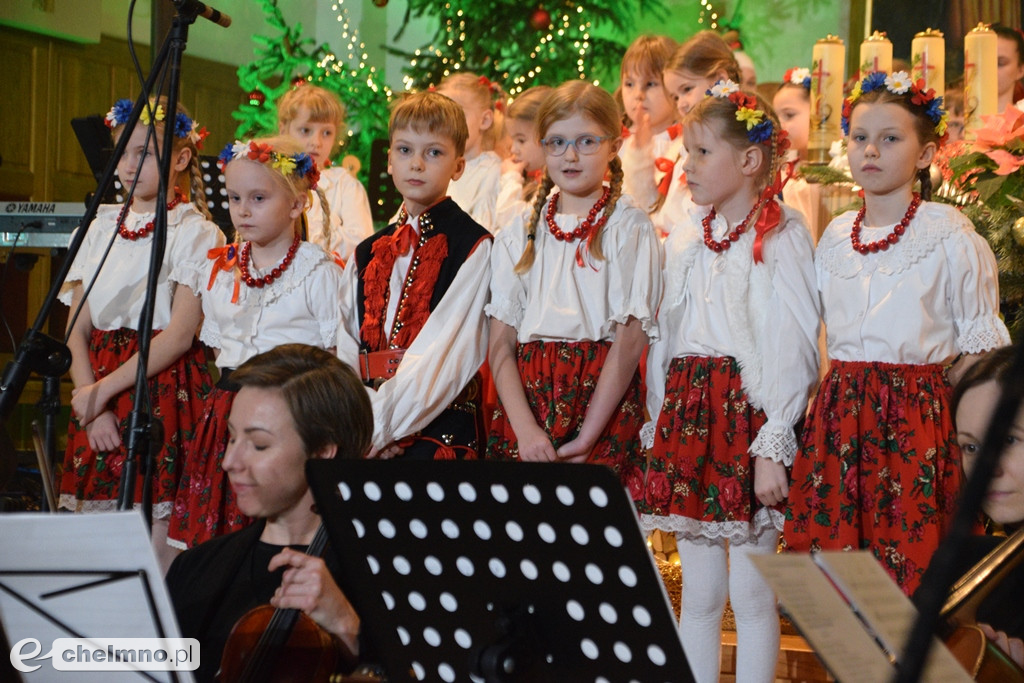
[964,23,997,139]
[859,31,892,80]
[911,29,945,100]
[808,35,846,164]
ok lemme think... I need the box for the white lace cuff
[640,420,656,450]
[957,315,1011,355]
[749,420,798,466]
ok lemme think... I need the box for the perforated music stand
[308,460,692,683]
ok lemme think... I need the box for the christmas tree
[233,0,391,180]
[386,0,666,95]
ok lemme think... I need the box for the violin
[940,526,1024,680]
[216,525,354,683]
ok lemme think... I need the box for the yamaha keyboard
[1,202,82,248]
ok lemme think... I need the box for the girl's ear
[173,146,193,173]
[741,144,765,177]
[480,108,494,132]
[610,136,624,155]
[916,140,938,169]
[290,192,308,220]
[312,444,338,461]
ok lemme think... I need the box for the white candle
[808,35,846,164]
[911,29,945,99]
[859,31,892,79]
[964,23,998,138]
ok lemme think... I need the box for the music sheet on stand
[0,511,192,682]
[751,551,972,683]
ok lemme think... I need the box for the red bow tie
[390,222,417,257]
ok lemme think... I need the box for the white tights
[676,530,780,683]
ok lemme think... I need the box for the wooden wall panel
[0,24,243,203]
[0,30,47,200]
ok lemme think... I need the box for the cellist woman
[949,344,1024,668]
[165,343,372,682]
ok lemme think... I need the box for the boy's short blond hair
[388,91,469,157]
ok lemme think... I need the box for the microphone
[171,0,231,28]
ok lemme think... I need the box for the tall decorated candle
[911,29,945,99]
[808,35,846,164]
[859,31,892,78]
[964,23,998,138]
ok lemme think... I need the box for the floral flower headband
[706,79,775,144]
[784,67,812,91]
[217,140,320,187]
[840,70,948,144]
[104,98,209,149]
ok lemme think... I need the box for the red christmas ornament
[291,75,307,88]
[247,89,266,106]
[530,7,551,30]
[372,0,387,6]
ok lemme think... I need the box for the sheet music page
[750,553,895,682]
[812,551,973,683]
[0,511,193,683]
[811,552,970,679]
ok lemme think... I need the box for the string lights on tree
[386,0,665,96]
[233,0,392,180]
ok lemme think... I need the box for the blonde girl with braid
[485,81,662,484]
[59,97,224,573]
[636,83,820,683]
[277,83,373,262]
[496,85,551,224]
[437,72,504,231]
[170,136,345,551]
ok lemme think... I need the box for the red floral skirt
[637,356,781,543]
[783,360,961,594]
[169,386,251,549]
[59,328,211,518]
[485,340,646,494]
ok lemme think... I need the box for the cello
[940,526,1024,680]
[215,524,367,683]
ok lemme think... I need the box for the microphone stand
[0,1,226,523]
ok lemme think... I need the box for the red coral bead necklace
[238,235,301,288]
[545,187,611,242]
[117,188,186,241]
[850,193,921,254]
[702,199,763,253]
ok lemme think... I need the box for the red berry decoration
[247,90,265,106]
[530,7,551,30]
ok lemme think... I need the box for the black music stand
[308,460,693,683]
[0,510,190,682]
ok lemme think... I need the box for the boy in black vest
[337,91,492,460]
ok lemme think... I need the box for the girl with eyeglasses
[637,83,820,682]
[484,81,662,491]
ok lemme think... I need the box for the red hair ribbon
[331,251,346,269]
[207,244,241,303]
[666,122,683,140]
[655,157,675,197]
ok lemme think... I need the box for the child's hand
[516,424,558,462]
[501,156,526,176]
[753,457,789,507]
[633,107,652,149]
[555,437,593,463]
[71,380,111,426]
[85,411,122,452]
[368,441,405,459]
